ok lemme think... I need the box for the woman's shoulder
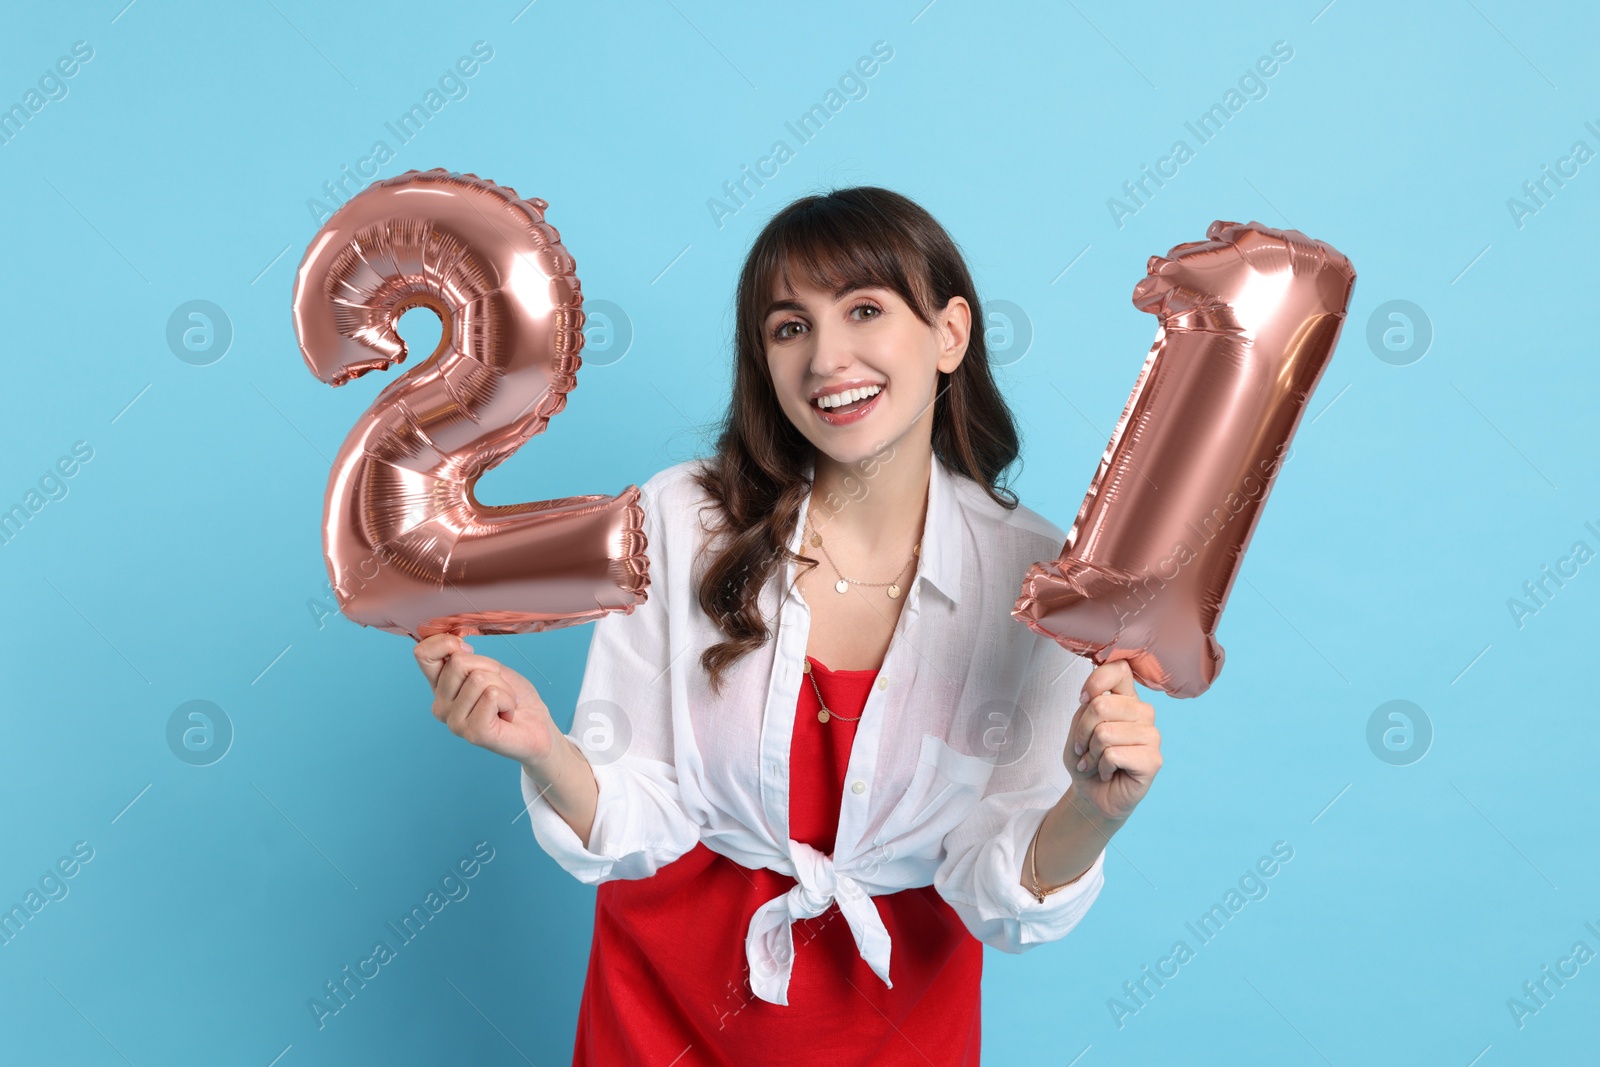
[641,457,716,509]
[946,467,1069,559]
[640,458,725,549]
[997,499,1069,550]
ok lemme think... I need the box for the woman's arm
[1027,792,1126,892]
[1030,658,1161,893]
[523,735,601,848]
[417,627,606,848]
[519,469,704,883]
[932,641,1106,952]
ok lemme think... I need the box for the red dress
[571,655,984,1065]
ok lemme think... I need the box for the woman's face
[762,278,969,468]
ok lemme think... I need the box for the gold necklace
[799,510,919,724]
[803,512,921,599]
[803,658,861,723]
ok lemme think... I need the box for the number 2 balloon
[292,168,649,640]
[1013,220,1356,698]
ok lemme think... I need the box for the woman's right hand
[414,634,560,767]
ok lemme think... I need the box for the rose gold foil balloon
[1013,220,1356,698]
[292,168,648,640]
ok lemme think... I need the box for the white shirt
[521,451,1107,1006]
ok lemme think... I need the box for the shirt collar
[787,451,964,607]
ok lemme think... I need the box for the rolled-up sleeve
[933,633,1107,952]
[521,473,702,884]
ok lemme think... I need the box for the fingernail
[1076,757,1088,772]
[1073,742,1084,755]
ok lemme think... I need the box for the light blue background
[2,1,1595,1063]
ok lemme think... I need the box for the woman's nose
[807,322,853,375]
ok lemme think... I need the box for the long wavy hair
[689,185,1023,695]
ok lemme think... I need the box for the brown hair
[689,185,1023,694]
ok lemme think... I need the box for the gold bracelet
[1026,817,1090,903]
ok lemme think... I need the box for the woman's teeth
[815,384,883,409]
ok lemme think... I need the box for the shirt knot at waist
[743,839,894,1006]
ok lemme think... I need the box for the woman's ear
[937,295,971,373]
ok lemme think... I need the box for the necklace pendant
[817,709,830,723]
[835,578,849,594]
[887,583,900,599]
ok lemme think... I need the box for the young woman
[414,186,1163,1064]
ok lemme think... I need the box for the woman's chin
[809,430,906,472]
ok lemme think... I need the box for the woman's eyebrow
[763,284,882,319]
[763,297,807,318]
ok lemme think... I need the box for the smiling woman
[422,185,1163,1066]
[536,186,1151,1062]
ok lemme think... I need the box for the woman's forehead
[759,242,926,316]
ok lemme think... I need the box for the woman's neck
[808,444,933,560]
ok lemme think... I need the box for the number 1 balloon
[1013,220,1356,698]
[292,168,648,640]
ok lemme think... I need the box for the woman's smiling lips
[810,382,884,426]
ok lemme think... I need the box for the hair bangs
[759,199,936,325]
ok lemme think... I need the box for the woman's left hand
[1066,659,1162,822]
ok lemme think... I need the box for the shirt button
[875,676,889,690]
[851,780,865,794]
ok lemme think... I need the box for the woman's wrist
[1026,791,1125,894]
[521,718,580,781]
[523,735,600,846]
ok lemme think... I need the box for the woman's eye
[770,304,879,341]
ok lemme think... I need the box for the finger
[1071,693,1147,757]
[1092,742,1162,784]
[1080,718,1138,769]
[415,632,471,667]
[1078,719,1151,772]
[437,655,468,703]
[414,634,453,685]
[448,669,500,734]
[438,651,499,703]
[415,634,473,686]
[1068,694,1103,758]
[463,684,511,741]
[486,685,515,722]
[1087,719,1159,768]
[1080,658,1137,705]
